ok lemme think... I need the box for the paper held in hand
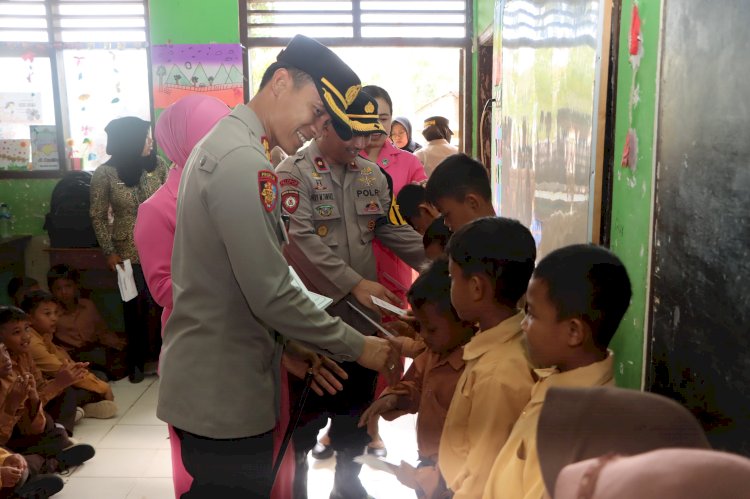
[116,259,138,302]
[288,266,333,310]
[346,301,396,338]
[370,295,408,317]
[354,454,398,475]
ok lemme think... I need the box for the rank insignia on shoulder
[282,190,300,214]
[258,170,278,212]
[316,225,329,237]
[260,136,272,162]
[316,204,334,217]
[314,157,330,173]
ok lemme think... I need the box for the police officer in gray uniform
[277,91,425,498]
[157,36,399,499]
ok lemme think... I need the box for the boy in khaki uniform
[483,244,632,499]
[439,217,537,499]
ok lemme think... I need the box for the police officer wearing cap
[415,115,459,176]
[277,91,425,498]
[157,35,399,498]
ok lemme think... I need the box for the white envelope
[116,259,139,302]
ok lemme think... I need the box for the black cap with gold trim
[277,35,361,140]
[346,91,386,136]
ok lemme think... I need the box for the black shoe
[366,444,387,458]
[129,366,144,383]
[57,443,96,469]
[15,473,64,498]
[311,441,334,460]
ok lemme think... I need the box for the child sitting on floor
[360,259,474,498]
[0,306,94,486]
[47,264,127,380]
[21,291,117,432]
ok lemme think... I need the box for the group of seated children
[0,265,126,497]
[362,153,750,498]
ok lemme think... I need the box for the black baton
[271,368,314,484]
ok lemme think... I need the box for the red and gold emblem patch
[258,170,278,212]
[282,190,300,214]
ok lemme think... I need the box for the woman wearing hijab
[90,116,168,384]
[415,116,459,176]
[133,96,229,499]
[391,116,422,153]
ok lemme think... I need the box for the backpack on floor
[44,171,99,248]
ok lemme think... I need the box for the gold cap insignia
[345,85,361,106]
[364,101,375,114]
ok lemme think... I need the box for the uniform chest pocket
[354,197,383,243]
[312,203,341,247]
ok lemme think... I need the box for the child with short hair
[396,184,440,235]
[47,264,127,380]
[6,277,39,308]
[359,259,474,498]
[483,244,632,499]
[439,216,537,499]
[0,306,95,483]
[422,217,452,261]
[21,291,117,432]
[424,154,495,232]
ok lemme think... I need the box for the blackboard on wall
[648,0,750,454]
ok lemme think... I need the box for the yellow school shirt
[438,312,534,499]
[483,352,615,499]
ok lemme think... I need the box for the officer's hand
[106,254,124,272]
[283,344,348,396]
[385,319,418,339]
[356,336,400,385]
[352,279,402,313]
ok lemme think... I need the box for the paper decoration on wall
[151,44,244,109]
[629,4,643,68]
[0,93,42,123]
[621,128,638,171]
[30,125,60,170]
[0,140,30,171]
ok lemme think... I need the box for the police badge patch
[282,190,300,214]
[258,170,278,212]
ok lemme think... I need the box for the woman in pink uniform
[135,95,293,499]
[360,85,427,304]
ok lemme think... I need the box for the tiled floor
[56,376,419,498]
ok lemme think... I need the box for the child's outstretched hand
[4,454,27,473]
[358,394,398,428]
[385,320,417,339]
[394,460,419,490]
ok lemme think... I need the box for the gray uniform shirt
[157,105,365,439]
[276,140,425,329]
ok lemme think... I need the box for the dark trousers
[123,263,162,372]
[291,361,378,499]
[175,427,274,499]
[45,386,101,435]
[5,413,73,475]
[70,344,129,381]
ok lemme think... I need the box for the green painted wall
[477,0,495,35]
[0,180,56,236]
[148,0,240,44]
[608,0,661,389]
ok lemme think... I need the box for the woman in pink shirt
[133,95,230,498]
[360,85,428,303]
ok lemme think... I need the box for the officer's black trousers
[175,426,274,499]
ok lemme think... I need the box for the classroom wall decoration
[151,43,244,109]
[0,140,30,171]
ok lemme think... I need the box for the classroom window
[0,0,151,175]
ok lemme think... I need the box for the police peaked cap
[277,35,361,140]
[346,91,386,136]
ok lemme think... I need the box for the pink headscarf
[155,94,230,170]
